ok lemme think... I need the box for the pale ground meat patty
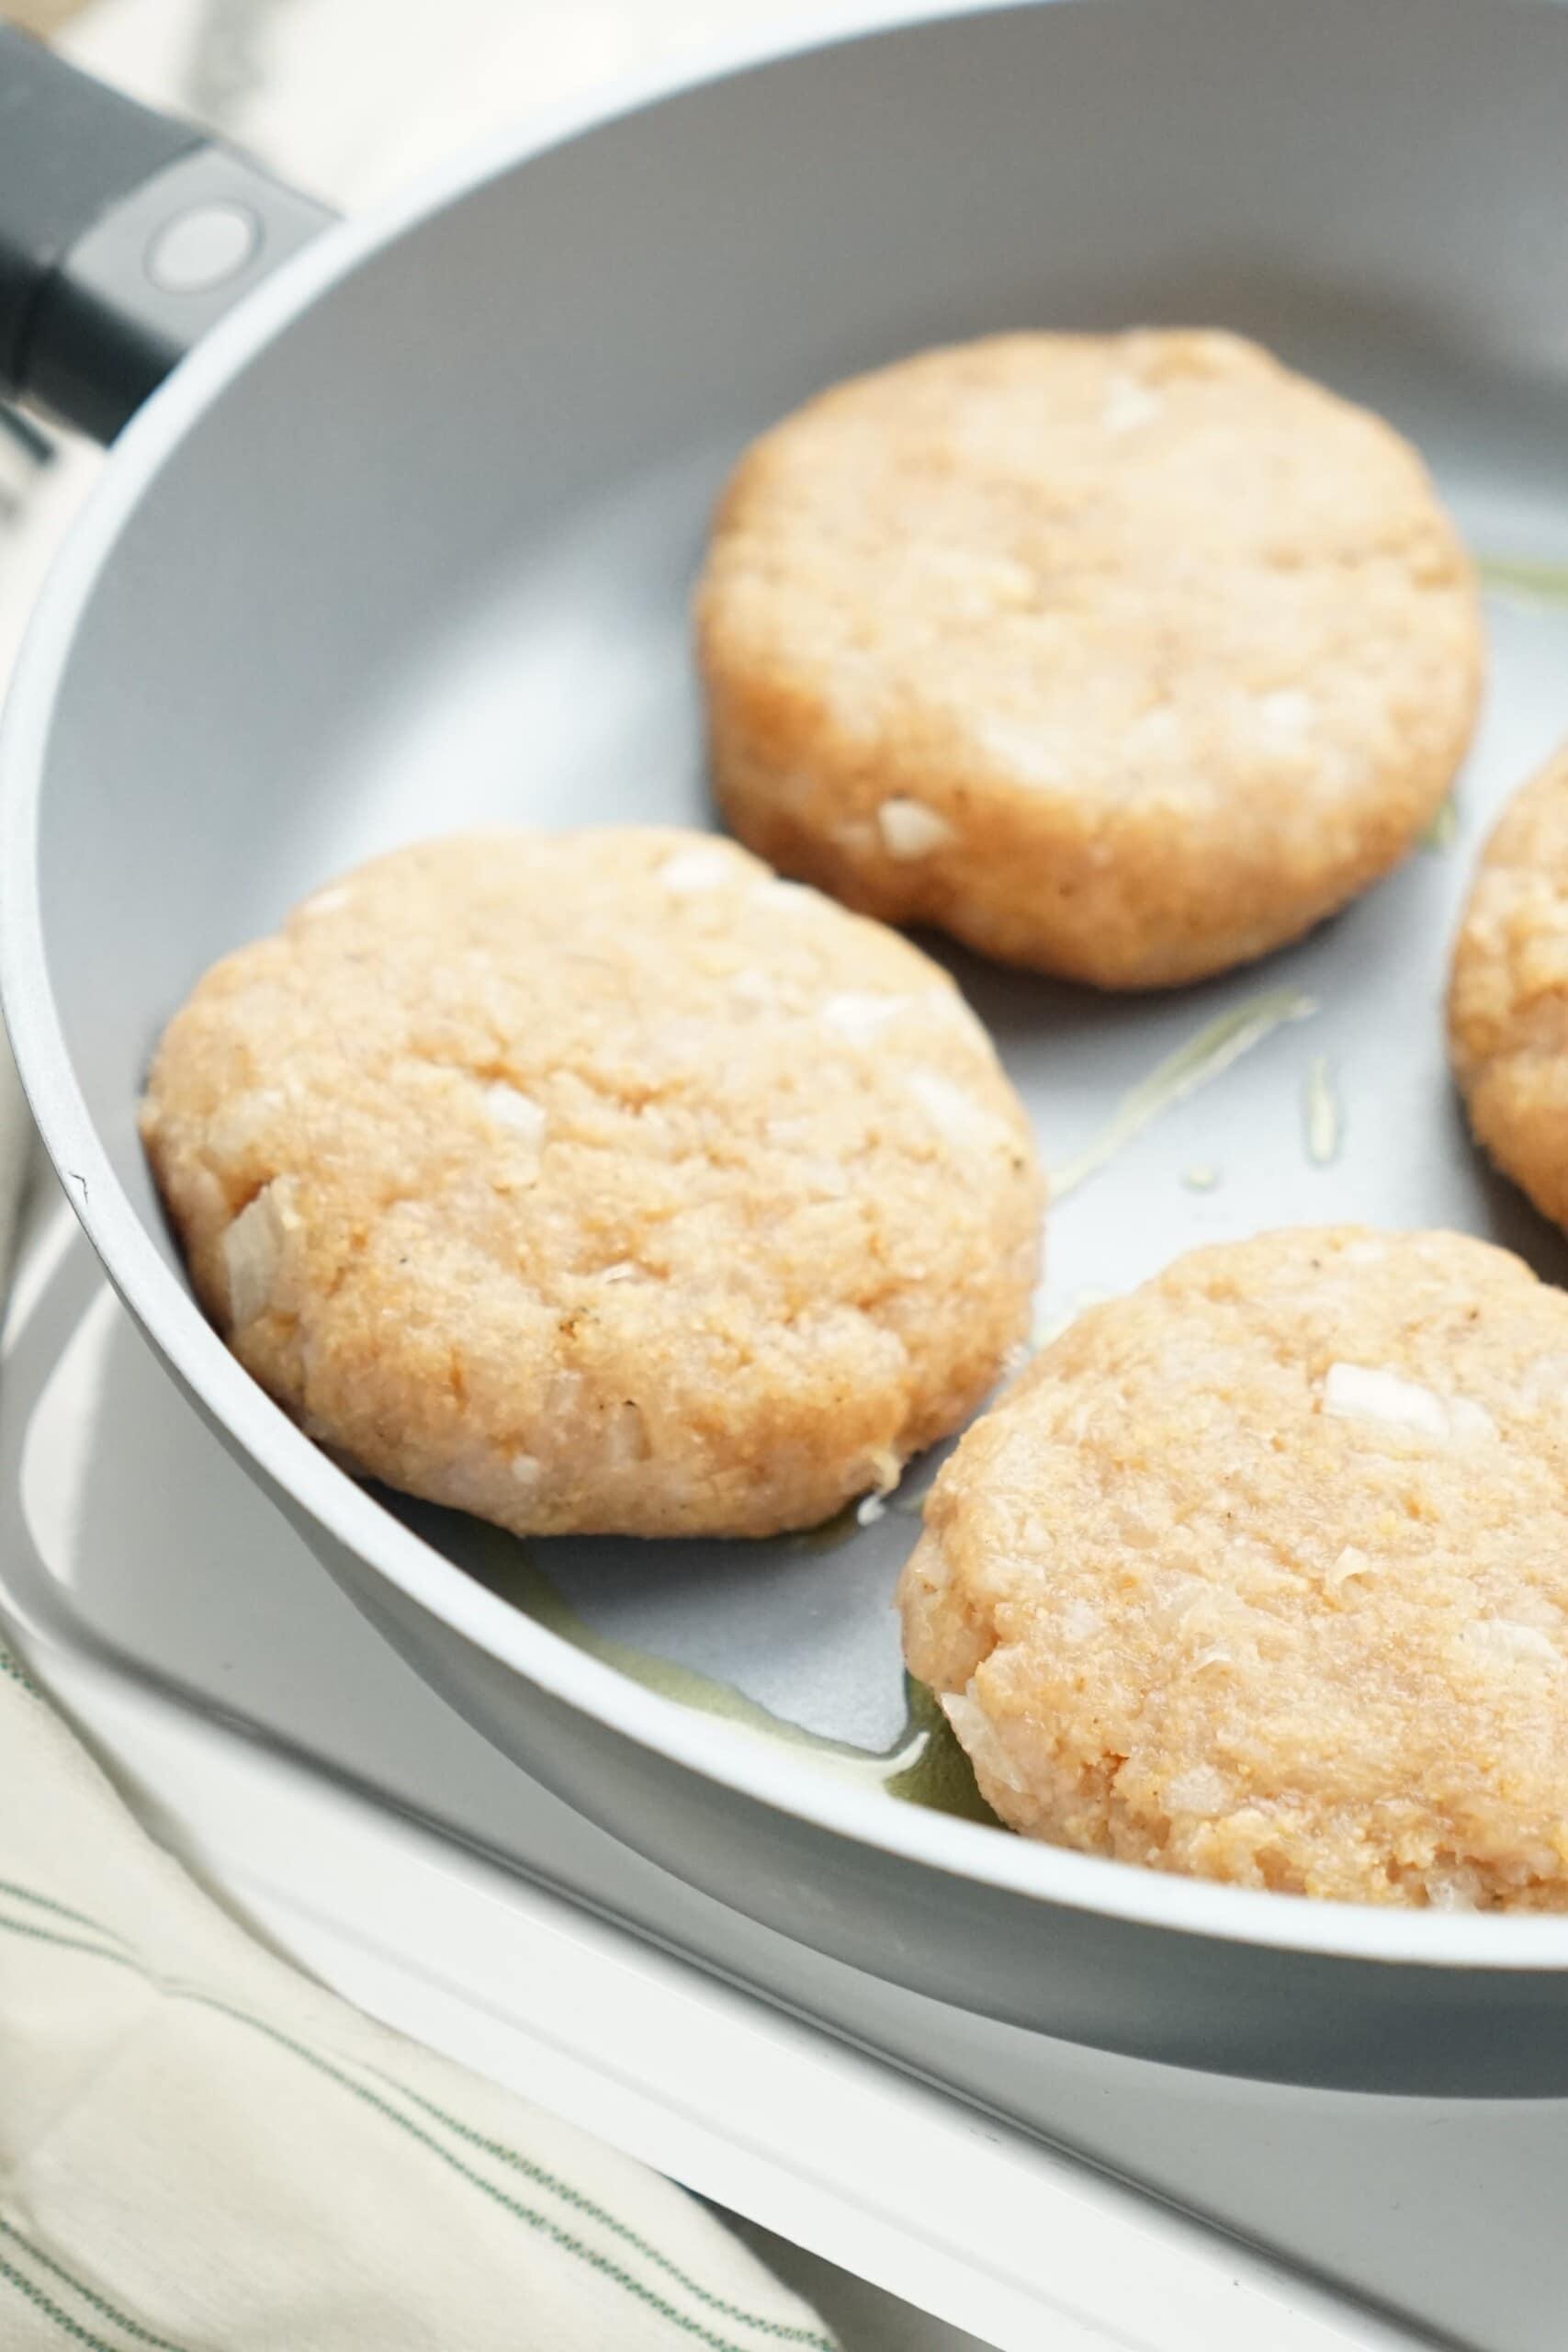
[899,1227,1568,1908]
[1450,736,1568,1233]
[698,329,1483,989]
[141,828,1043,1540]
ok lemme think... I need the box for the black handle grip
[0,26,335,440]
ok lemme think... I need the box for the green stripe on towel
[0,1882,136,1951]
[0,2250,141,2352]
[0,1908,828,2352]
[366,2068,837,2347]
[0,2222,193,2352]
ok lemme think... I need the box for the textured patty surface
[1450,738,1568,1233]
[141,829,1043,1538]
[699,329,1483,988]
[900,1227,1568,1907]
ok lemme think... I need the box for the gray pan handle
[0,25,335,441]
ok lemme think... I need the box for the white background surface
[7,5,1568,2344]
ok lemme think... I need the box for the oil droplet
[890,1469,940,1517]
[882,1681,1000,1822]
[1478,555,1568,612]
[1303,1054,1342,1166]
[784,1496,863,1555]
[1049,988,1316,1202]
[491,1547,999,1825]
[1420,797,1458,853]
[1181,1163,1221,1192]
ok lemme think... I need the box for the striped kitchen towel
[0,1610,839,2350]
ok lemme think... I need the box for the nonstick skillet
[6,0,1568,2093]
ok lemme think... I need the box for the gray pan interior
[7,0,1568,2092]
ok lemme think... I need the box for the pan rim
[8,0,1568,1976]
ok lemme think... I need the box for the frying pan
[6,0,1568,2098]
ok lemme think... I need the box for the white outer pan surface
[6,0,1568,2090]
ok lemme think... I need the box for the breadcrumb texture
[141,829,1043,1538]
[1450,737,1568,1232]
[699,330,1482,988]
[899,1227,1568,1908]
